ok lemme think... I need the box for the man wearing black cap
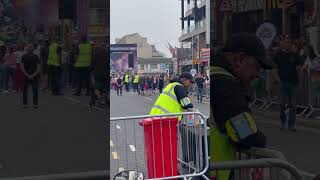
[272,35,304,132]
[210,32,275,180]
[149,72,194,118]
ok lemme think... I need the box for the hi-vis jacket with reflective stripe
[149,82,185,119]
[47,43,60,66]
[74,43,92,67]
[133,75,139,83]
[210,66,258,180]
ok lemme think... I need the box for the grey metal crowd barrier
[110,111,210,180]
[249,68,320,119]
[211,158,303,180]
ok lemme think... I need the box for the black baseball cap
[180,72,195,83]
[222,32,276,69]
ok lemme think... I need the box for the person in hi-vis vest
[47,39,63,95]
[149,72,194,118]
[210,33,276,180]
[73,36,93,96]
[124,73,130,92]
[133,73,139,93]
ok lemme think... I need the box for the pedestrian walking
[147,76,152,96]
[195,73,205,103]
[47,39,63,95]
[73,36,92,96]
[15,43,25,93]
[116,75,123,96]
[124,72,130,92]
[272,35,304,132]
[20,44,41,108]
[210,33,276,180]
[133,73,139,93]
[158,74,164,94]
[139,74,145,95]
[3,45,17,93]
[0,44,7,91]
[152,75,157,95]
[89,43,107,106]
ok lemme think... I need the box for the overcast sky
[110,0,181,57]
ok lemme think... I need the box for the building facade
[116,33,159,59]
[138,58,173,75]
[179,0,210,75]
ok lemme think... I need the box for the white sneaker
[3,90,9,94]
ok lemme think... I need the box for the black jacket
[211,54,266,149]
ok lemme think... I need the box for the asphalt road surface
[0,89,107,178]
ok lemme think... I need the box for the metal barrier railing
[211,158,303,180]
[0,170,108,180]
[110,112,210,180]
[249,69,320,119]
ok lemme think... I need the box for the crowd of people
[110,71,209,103]
[0,36,107,108]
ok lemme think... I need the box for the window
[140,64,144,70]
[144,64,149,70]
[150,64,158,69]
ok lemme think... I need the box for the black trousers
[49,65,62,94]
[23,78,39,105]
[75,67,90,94]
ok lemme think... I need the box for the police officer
[149,72,194,117]
[47,39,63,95]
[74,36,93,96]
[133,73,139,93]
[211,33,276,180]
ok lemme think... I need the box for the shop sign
[232,0,264,12]
[265,0,296,9]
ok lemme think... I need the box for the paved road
[0,90,107,178]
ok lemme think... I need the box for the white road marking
[119,167,125,172]
[116,125,121,130]
[64,96,81,104]
[110,140,114,147]
[112,152,119,159]
[64,96,104,111]
[129,145,136,152]
[144,97,153,101]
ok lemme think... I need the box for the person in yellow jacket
[149,72,194,116]
[73,36,93,96]
[47,39,63,95]
[133,73,139,93]
[210,33,276,180]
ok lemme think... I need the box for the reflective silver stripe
[162,83,183,101]
[162,91,177,101]
[152,105,170,113]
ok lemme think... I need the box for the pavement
[0,88,107,178]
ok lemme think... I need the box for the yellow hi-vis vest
[210,66,258,180]
[47,43,60,66]
[74,43,92,67]
[125,75,129,83]
[134,75,139,83]
[149,82,184,119]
